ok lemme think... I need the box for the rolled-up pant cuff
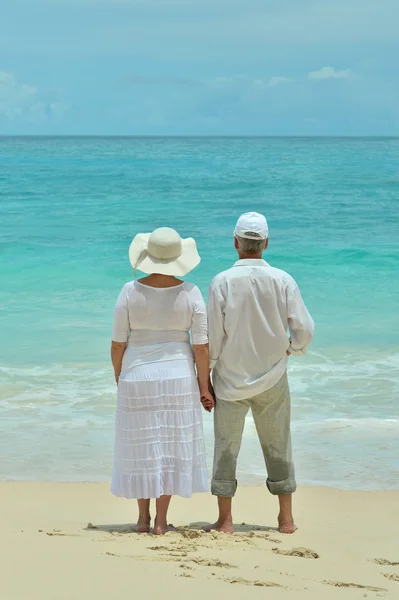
[266,476,297,495]
[211,479,237,498]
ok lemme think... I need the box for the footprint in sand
[179,529,203,539]
[179,564,194,571]
[135,552,236,569]
[41,529,79,538]
[372,558,399,566]
[224,577,281,588]
[235,531,282,544]
[190,557,236,569]
[272,547,319,559]
[382,573,399,582]
[86,523,139,534]
[253,533,282,544]
[322,581,387,593]
[149,543,198,554]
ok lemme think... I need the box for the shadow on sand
[85,523,140,534]
[84,521,278,534]
[188,521,278,533]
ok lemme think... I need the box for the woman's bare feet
[153,495,172,535]
[153,519,174,535]
[204,518,234,534]
[136,518,151,534]
[136,499,151,533]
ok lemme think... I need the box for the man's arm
[287,286,314,356]
[207,283,226,370]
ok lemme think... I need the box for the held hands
[200,388,215,413]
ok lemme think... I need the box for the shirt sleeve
[112,284,130,343]
[208,282,225,369]
[287,284,314,356]
[189,286,208,345]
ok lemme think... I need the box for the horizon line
[1,134,399,140]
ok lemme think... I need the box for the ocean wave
[1,353,398,414]
[294,417,399,427]
[1,354,398,487]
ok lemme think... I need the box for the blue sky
[1,0,399,135]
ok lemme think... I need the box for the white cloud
[0,71,67,123]
[122,72,200,86]
[0,72,38,120]
[209,75,293,90]
[267,76,293,88]
[308,66,352,80]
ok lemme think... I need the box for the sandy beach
[1,483,398,599]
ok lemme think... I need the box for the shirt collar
[233,259,270,267]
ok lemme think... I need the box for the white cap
[234,212,269,240]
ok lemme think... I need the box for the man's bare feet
[278,494,296,533]
[136,518,151,534]
[278,518,297,534]
[204,519,234,534]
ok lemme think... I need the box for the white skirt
[111,359,208,499]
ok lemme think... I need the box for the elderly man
[207,212,314,534]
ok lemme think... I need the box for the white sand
[1,483,398,599]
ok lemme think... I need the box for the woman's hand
[200,389,215,413]
[111,341,126,386]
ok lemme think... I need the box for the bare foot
[136,518,151,534]
[204,520,234,534]
[153,520,175,536]
[277,495,296,534]
[278,519,297,534]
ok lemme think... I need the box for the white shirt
[208,259,314,401]
[112,280,208,372]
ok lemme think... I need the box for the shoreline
[2,478,398,493]
[1,483,398,599]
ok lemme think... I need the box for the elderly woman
[110,227,214,535]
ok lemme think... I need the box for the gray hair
[235,233,266,255]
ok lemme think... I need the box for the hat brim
[129,233,201,276]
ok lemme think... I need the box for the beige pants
[211,372,296,497]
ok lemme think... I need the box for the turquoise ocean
[0,136,398,489]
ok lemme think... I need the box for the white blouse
[112,280,208,372]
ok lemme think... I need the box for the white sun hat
[129,227,201,276]
[234,212,269,240]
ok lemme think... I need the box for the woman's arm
[111,341,126,384]
[193,344,210,392]
[190,286,214,411]
[193,344,214,412]
[111,283,130,384]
